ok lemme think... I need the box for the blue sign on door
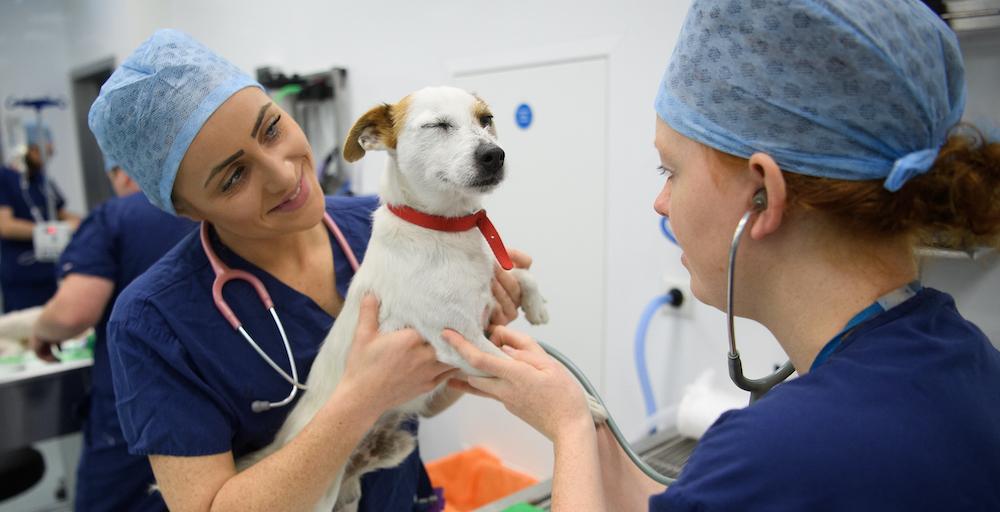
[515,103,533,129]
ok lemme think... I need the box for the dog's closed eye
[422,120,453,130]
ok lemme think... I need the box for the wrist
[324,381,381,431]
[554,415,596,446]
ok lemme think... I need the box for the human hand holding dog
[489,249,532,326]
[443,326,593,443]
[341,295,459,416]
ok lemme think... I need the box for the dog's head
[344,87,504,208]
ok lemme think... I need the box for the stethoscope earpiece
[752,188,768,212]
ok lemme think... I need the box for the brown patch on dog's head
[343,95,413,162]
[472,95,495,132]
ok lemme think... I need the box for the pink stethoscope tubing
[200,212,360,412]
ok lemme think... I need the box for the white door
[419,57,609,478]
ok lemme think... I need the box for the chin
[689,279,722,311]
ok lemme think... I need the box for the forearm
[550,419,606,512]
[596,425,665,511]
[0,218,35,240]
[35,306,90,341]
[211,386,379,512]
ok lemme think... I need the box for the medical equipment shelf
[942,0,1000,31]
[915,246,996,261]
[475,428,697,511]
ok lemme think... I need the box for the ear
[747,152,786,240]
[343,103,396,162]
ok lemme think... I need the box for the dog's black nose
[475,144,505,174]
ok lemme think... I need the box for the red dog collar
[386,204,514,270]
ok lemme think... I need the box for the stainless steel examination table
[476,428,697,511]
[0,359,92,452]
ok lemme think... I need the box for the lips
[270,171,310,213]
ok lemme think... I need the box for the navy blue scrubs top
[108,195,429,511]
[58,192,195,510]
[0,166,65,311]
[650,288,1000,511]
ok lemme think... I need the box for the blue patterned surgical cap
[655,0,966,192]
[103,153,118,173]
[88,29,262,213]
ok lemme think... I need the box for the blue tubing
[660,217,678,246]
[635,294,674,420]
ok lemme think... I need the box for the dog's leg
[510,269,549,325]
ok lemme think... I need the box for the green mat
[501,504,544,512]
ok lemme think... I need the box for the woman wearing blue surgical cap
[88,29,528,511]
[447,0,1000,510]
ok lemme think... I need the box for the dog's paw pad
[522,296,549,325]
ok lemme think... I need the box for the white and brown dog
[239,86,599,511]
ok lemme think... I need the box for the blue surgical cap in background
[88,29,262,214]
[25,122,52,147]
[655,0,966,192]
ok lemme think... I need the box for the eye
[264,115,282,141]
[657,165,675,180]
[221,165,247,193]
[478,114,494,127]
[422,121,453,130]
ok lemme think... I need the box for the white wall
[0,0,85,213]
[3,0,998,481]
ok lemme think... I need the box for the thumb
[354,294,381,342]
[509,248,532,269]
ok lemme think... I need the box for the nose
[653,180,671,217]
[262,154,298,195]
[475,144,505,175]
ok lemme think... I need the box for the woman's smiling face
[171,87,325,241]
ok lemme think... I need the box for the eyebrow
[250,102,273,138]
[204,149,245,188]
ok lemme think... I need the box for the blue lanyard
[810,281,923,371]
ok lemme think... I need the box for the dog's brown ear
[344,103,396,162]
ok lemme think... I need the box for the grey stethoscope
[726,189,797,402]
[200,213,360,413]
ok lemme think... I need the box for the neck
[379,160,483,217]
[747,225,917,374]
[213,220,327,276]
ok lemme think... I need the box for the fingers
[467,375,509,399]
[501,344,552,370]
[509,248,533,269]
[354,294,381,342]
[490,326,545,354]
[494,265,522,305]
[447,378,497,400]
[491,279,518,324]
[32,339,57,363]
[442,329,516,378]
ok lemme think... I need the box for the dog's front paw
[523,296,549,325]
[511,269,549,325]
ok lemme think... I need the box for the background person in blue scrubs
[88,29,529,511]
[30,155,196,511]
[0,123,79,312]
[446,0,1000,510]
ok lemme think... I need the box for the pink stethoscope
[200,213,360,413]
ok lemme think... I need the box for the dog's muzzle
[474,143,505,182]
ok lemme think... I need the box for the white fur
[238,87,551,511]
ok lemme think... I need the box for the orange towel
[426,446,538,512]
